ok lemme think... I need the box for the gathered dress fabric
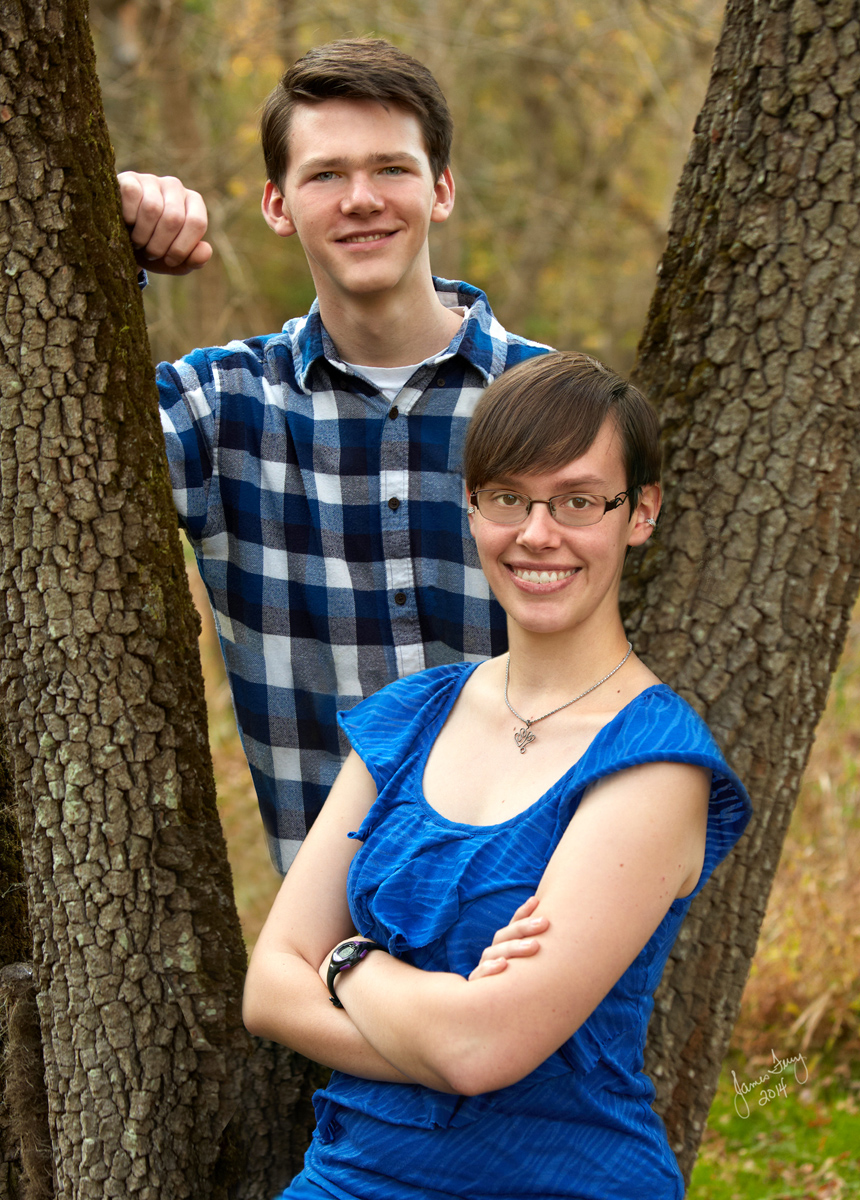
[283,662,752,1200]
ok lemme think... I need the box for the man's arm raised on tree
[118,172,213,276]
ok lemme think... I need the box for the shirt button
[435,377,446,387]
[394,592,407,606]
[389,406,399,419]
[388,497,400,511]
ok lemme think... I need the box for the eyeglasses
[469,488,633,528]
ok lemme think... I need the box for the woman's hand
[468,896,549,981]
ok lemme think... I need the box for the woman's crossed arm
[242,752,416,1082]
[243,751,709,1096]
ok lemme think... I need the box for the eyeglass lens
[474,490,609,527]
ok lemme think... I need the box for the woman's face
[467,417,660,640]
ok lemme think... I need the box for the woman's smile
[507,564,581,589]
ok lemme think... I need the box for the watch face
[334,942,362,965]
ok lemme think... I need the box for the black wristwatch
[326,938,387,1008]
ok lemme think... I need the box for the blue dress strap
[338,662,476,793]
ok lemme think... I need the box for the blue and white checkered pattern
[158,278,550,872]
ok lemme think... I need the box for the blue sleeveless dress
[285,662,751,1200]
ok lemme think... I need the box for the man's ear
[262,180,297,238]
[627,483,662,547]
[431,168,455,225]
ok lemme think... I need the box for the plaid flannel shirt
[158,277,550,872]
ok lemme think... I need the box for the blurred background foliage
[91,0,723,369]
[92,1,860,1186]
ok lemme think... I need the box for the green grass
[689,1056,860,1199]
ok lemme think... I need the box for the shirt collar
[286,279,506,395]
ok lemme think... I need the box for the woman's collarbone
[424,720,594,825]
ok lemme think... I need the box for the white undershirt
[346,362,424,404]
[344,307,468,404]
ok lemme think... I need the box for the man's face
[261,98,454,306]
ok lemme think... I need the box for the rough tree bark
[0,1,307,1197]
[0,961,52,1200]
[1,728,53,1200]
[626,0,860,1181]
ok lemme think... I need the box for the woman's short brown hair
[261,38,453,189]
[463,351,662,500]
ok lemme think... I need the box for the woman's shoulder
[580,681,751,826]
[337,661,479,791]
[585,683,752,888]
[343,661,477,722]
[605,682,728,762]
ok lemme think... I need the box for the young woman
[243,351,751,1200]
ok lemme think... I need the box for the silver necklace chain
[504,641,633,754]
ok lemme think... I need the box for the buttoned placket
[380,365,433,677]
[355,357,459,679]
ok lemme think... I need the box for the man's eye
[313,171,338,182]
[380,166,405,176]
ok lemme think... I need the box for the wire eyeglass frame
[469,487,634,528]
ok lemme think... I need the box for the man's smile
[338,231,395,244]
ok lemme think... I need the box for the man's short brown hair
[464,352,662,501]
[261,38,454,189]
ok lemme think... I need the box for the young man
[121,39,550,872]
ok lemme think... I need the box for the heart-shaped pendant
[513,726,535,754]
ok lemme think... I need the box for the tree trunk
[0,1,304,1196]
[627,0,860,1180]
[0,733,29,973]
[0,962,52,1200]
[1,728,52,1200]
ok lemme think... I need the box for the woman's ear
[465,482,476,532]
[627,484,662,547]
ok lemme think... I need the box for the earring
[645,518,657,528]
[467,506,475,514]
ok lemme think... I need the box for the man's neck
[318,276,464,367]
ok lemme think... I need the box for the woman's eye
[493,492,526,508]
[559,494,595,510]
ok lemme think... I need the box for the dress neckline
[415,663,671,832]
